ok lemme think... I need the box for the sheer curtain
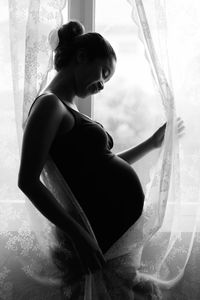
[1,0,200,299]
[127,0,200,298]
[128,0,200,284]
[0,1,66,299]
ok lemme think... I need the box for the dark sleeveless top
[29,94,144,253]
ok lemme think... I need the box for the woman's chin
[79,91,94,98]
[77,87,101,98]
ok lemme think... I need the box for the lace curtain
[128,1,200,297]
[1,0,200,299]
[1,1,67,299]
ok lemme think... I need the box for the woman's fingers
[176,117,185,136]
[84,250,105,273]
[79,242,105,273]
[159,118,185,140]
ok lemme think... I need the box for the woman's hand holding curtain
[117,117,185,164]
[151,117,185,149]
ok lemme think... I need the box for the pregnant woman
[18,21,182,299]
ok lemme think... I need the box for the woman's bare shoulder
[27,93,75,133]
[29,93,62,117]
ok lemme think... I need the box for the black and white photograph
[2,0,200,299]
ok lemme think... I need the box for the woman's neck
[44,67,77,109]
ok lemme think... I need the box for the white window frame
[68,0,95,118]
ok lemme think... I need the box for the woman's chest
[56,113,114,154]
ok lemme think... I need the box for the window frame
[68,0,95,118]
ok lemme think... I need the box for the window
[68,0,165,190]
[68,0,198,232]
[1,0,198,231]
[94,0,165,191]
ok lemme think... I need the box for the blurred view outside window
[94,0,165,189]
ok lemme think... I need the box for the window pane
[94,0,165,188]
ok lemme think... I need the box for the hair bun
[58,21,85,46]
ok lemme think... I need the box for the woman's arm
[117,136,155,165]
[18,94,105,271]
[19,177,96,248]
[117,118,185,165]
[20,178,104,271]
[117,123,166,164]
[18,94,78,235]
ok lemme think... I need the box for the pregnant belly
[85,155,145,252]
[105,155,144,217]
[106,155,143,188]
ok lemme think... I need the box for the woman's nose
[98,81,104,91]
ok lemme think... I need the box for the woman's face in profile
[74,55,116,98]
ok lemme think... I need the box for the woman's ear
[76,49,88,64]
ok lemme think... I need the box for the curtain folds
[0,1,67,299]
[126,0,200,288]
[1,0,200,299]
